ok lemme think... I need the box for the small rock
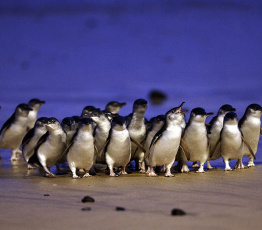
[116,207,125,211]
[81,196,95,203]
[171,209,186,216]
[44,194,50,196]
[81,207,91,211]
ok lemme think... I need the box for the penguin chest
[221,126,243,159]
[106,129,131,167]
[184,124,208,162]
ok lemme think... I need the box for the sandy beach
[0,151,261,230]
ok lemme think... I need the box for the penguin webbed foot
[82,173,92,178]
[191,162,199,168]
[45,173,56,178]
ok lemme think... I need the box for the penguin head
[133,99,148,113]
[61,117,76,131]
[166,102,188,124]
[34,117,48,128]
[111,116,126,131]
[105,101,127,114]
[218,104,236,115]
[71,116,82,129]
[81,105,97,118]
[150,115,165,125]
[16,103,33,117]
[244,104,262,118]
[190,107,214,123]
[79,118,96,131]
[224,112,238,125]
[102,109,119,121]
[46,117,62,131]
[28,98,45,110]
[89,109,103,124]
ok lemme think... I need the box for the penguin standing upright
[148,102,188,177]
[181,108,213,173]
[61,117,76,145]
[67,118,96,178]
[105,101,126,114]
[0,103,32,161]
[105,116,131,176]
[211,112,256,171]
[236,104,262,167]
[127,99,148,171]
[207,104,236,169]
[22,117,48,169]
[28,117,67,177]
[27,98,45,131]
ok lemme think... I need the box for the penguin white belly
[129,126,146,157]
[106,130,131,168]
[221,127,243,160]
[184,125,209,163]
[150,129,181,167]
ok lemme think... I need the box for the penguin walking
[22,117,48,169]
[105,116,131,177]
[236,104,262,167]
[148,102,188,177]
[105,101,126,114]
[0,103,32,161]
[207,104,236,169]
[127,99,148,171]
[67,118,97,178]
[143,115,165,173]
[211,112,256,171]
[27,98,45,131]
[180,108,213,173]
[61,117,76,145]
[28,117,67,177]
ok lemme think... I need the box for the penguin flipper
[241,136,256,160]
[149,132,162,151]
[260,127,262,135]
[21,128,34,149]
[209,137,221,159]
[130,137,146,153]
[180,138,190,161]
[0,113,15,135]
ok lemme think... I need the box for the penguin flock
[0,98,261,178]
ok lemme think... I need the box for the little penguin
[61,117,76,145]
[27,98,46,131]
[211,112,256,171]
[0,103,32,161]
[207,104,236,169]
[148,102,188,177]
[28,117,67,177]
[105,116,131,176]
[22,117,48,169]
[127,99,148,171]
[89,110,111,164]
[105,101,126,114]
[180,107,213,173]
[236,104,262,167]
[72,116,82,129]
[81,105,97,118]
[66,118,97,178]
[144,115,165,172]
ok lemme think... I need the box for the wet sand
[0,152,261,230]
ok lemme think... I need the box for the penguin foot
[139,169,146,173]
[119,171,128,175]
[192,162,199,168]
[16,149,22,154]
[45,173,56,178]
[83,173,92,178]
[72,175,80,179]
[196,169,205,173]
[165,173,174,177]
[27,164,37,170]
[181,165,190,173]
[224,168,232,171]
[247,163,256,167]
[148,172,158,177]
[10,156,18,161]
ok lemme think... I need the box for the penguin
[180,107,214,173]
[89,110,111,164]
[0,103,32,161]
[127,99,148,171]
[22,117,48,169]
[148,102,188,177]
[236,104,262,167]
[105,101,126,114]
[105,116,131,177]
[71,116,82,129]
[61,117,76,145]
[27,98,45,131]
[67,118,97,178]
[81,105,97,118]
[207,104,236,169]
[28,117,67,177]
[211,112,256,171]
[143,115,165,172]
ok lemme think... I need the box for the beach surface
[0,151,262,230]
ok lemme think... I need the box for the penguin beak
[231,108,236,112]
[176,102,185,113]
[120,102,127,108]
[206,112,214,117]
[181,110,188,115]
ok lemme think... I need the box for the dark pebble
[81,207,91,211]
[44,194,50,196]
[81,196,95,203]
[171,209,186,216]
[116,207,125,211]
